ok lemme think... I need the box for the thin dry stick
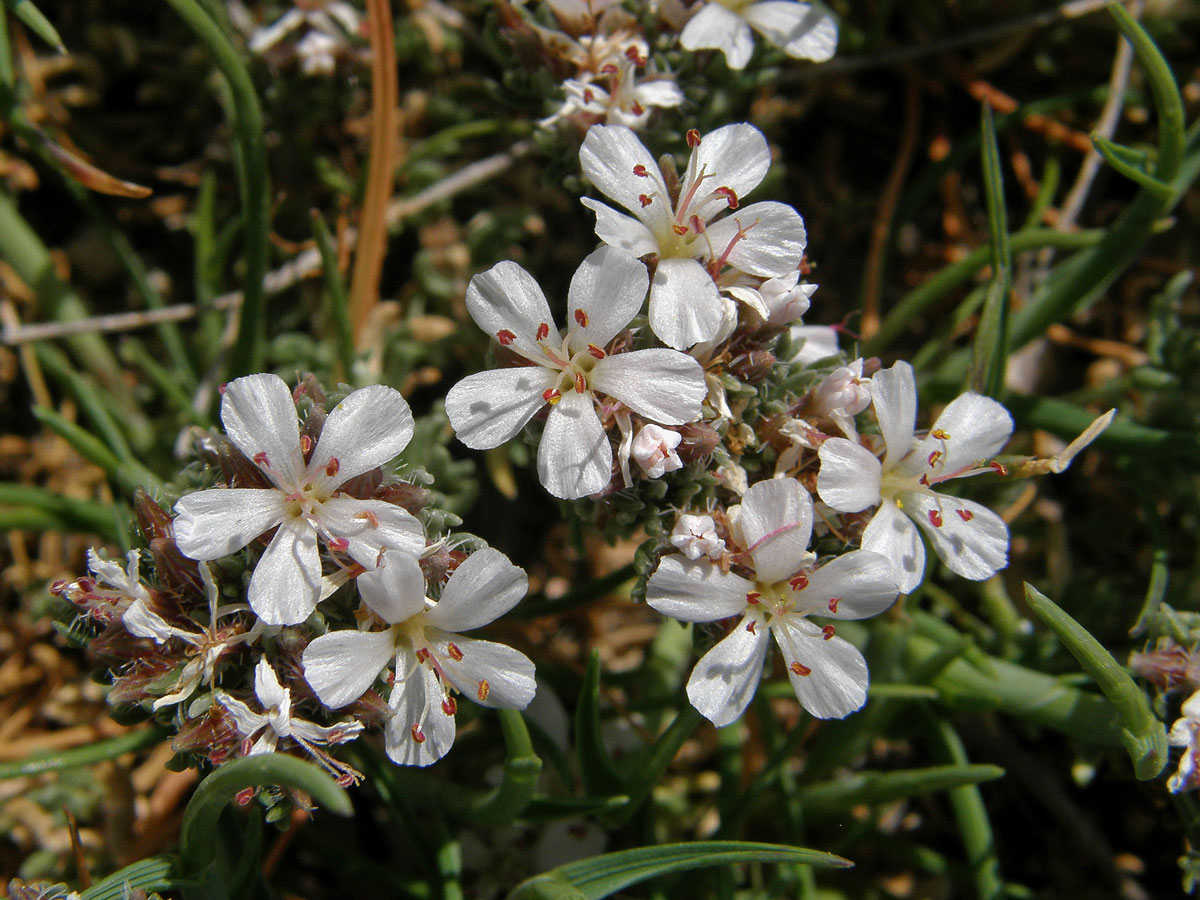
[347,0,399,344]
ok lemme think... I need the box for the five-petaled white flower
[445,247,707,499]
[174,373,425,626]
[816,361,1012,594]
[580,123,807,349]
[302,548,537,767]
[647,478,898,725]
[680,1,837,71]
[541,57,684,131]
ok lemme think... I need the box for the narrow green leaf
[1092,134,1173,199]
[799,764,1005,811]
[575,650,624,796]
[31,406,163,495]
[969,101,1010,399]
[522,795,631,821]
[5,0,65,52]
[1024,584,1167,779]
[1004,394,1200,459]
[35,343,136,463]
[311,209,356,381]
[467,708,542,824]
[0,726,167,780]
[79,856,177,900]
[0,482,120,540]
[0,2,15,88]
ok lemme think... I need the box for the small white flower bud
[670,514,725,561]
[631,424,683,479]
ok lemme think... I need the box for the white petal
[590,349,706,424]
[253,657,290,711]
[912,392,1013,476]
[303,629,396,708]
[537,389,611,500]
[427,630,537,709]
[566,247,648,354]
[724,285,771,320]
[739,478,814,584]
[217,693,267,738]
[680,4,755,70]
[634,79,684,110]
[310,385,415,491]
[796,550,898,620]
[220,373,305,489]
[686,613,770,726]
[816,438,881,513]
[579,124,672,232]
[787,324,840,366]
[690,124,771,221]
[743,2,838,62]
[122,599,189,644]
[318,497,425,571]
[446,368,557,450]
[465,260,556,358]
[860,501,925,594]
[384,643,455,766]
[705,202,806,277]
[870,361,918,468]
[581,198,660,258]
[173,488,286,561]
[356,549,428,624]
[648,257,725,350]
[904,492,1009,583]
[426,547,528,632]
[249,9,303,52]
[773,619,868,719]
[646,556,753,623]
[248,518,322,625]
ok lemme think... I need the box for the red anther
[672,223,689,235]
[442,697,458,716]
[746,620,757,634]
[411,723,426,743]
[638,193,653,208]
[828,597,841,613]
[990,461,1008,476]
[447,642,464,661]
[630,101,645,116]
[624,45,643,63]
[496,329,516,345]
[328,726,346,742]
[49,580,67,594]
[574,308,589,327]
[354,509,380,528]
[789,574,809,591]
[328,536,350,552]
[956,508,974,522]
[241,737,254,757]
[790,661,812,677]
[686,128,702,148]
[918,473,930,486]
[689,215,705,234]
[536,322,550,341]
[386,670,397,684]
[77,577,95,592]
[574,371,587,394]
[543,388,562,405]
[583,88,595,103]
[235,787,256,806]
[218,382,228,394]
[928,509,944,528]
[633,164,649,177]
[300,434,314,455]
[588,344,606,359]
[822,624,836,641]
[325,456,340,477]
[931,428,951,440]
[746,591,761,605]
[600,63,618,75]
[927,450,942,467]
[253,452,270,468]
[415,648,430,663]
[336,772,355,787]
[714,186,739,209]
[477,679,491,701]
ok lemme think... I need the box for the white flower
[218,657,362,757]
[816,361,1013,594]
[294,30,340,76]
[61,548,152,619]
[725,270,815,325]
[174,374,425,626]
[631,424,683,478]
[579,123,807,349]
[541,58,684,130]
[680,1,837,71]
[445,247,707,499]
[248,1,361,63]
[670,513,725,560]
[302,548,537,767]
[1168,690,1200,792]
[647,478,898,725]
[811,359,871,438]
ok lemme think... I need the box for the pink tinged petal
[686,612,771,727]
[220,373,306,489]
[248,518,321,625]
[590,349,706,425]
[580,199,660,259]
[385,643,455,766]
[465,260,556,358]
[773,619,868,719]
[579,124,672,231]
[705,202,807,278]
[427,630,537,709]
[816,438,882,513]
[724,285,771,319]
[904,492,1009,583]
[446,368,558,451]
[426,547,528,632]
[122,600,186,644]
[309,385,415,492]
[356,549,428,624]
[537,389,611,500]
[680,3,755,70]
[646,556,754,623]
[173,488,286,560]
[739,478,814,584]
[689,124,772,221]
[318,496,425,571]
[798,550,898,620]
[742,1,838,62]
[860,501,925,594]
[910,392,1014,476]
[217,693,266,738]
[566,247,648,354]
[649,257,726,350]
[870,361,918,468]
[302,629,397,709]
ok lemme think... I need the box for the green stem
[468,708,542,824]
[0,726,167,780]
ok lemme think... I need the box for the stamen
[496,329,516,345]
[300,434,314,455]
[574,371,587,394]
[630,101,645,116]
[789,574,808,591]
[588,344,605,359]
[235,787,256,806]
[442,697,458,716]
[638,193,653,208]
[746,620,757,634]
[543,388,562,405]
[990,461,1008,476]
[928,509,944,528]
[931,428,951,440]
[411,723,426,744]
[600,63,618,75]
[415,648,430,663]
[447,642,464,661]
[477,679,490,701]
[328,536,350,552]
[746,591,761,605]
[325,457,340,477]
[927,450,942,468]
[956,508,974,522]
[828,597,840,613]
[353,509,380,528]
[574,309,589,328]
[633,164,649,177]
[253,452,270,469]
[714,186,739,209]
[583,88,596,103]
[672,223,689,235]
[790,661,812,677]
[536,322,550,341]
[686,128,701,148]
[625,45,645,65]
[822,624,836,641]
[690,214,705,234]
